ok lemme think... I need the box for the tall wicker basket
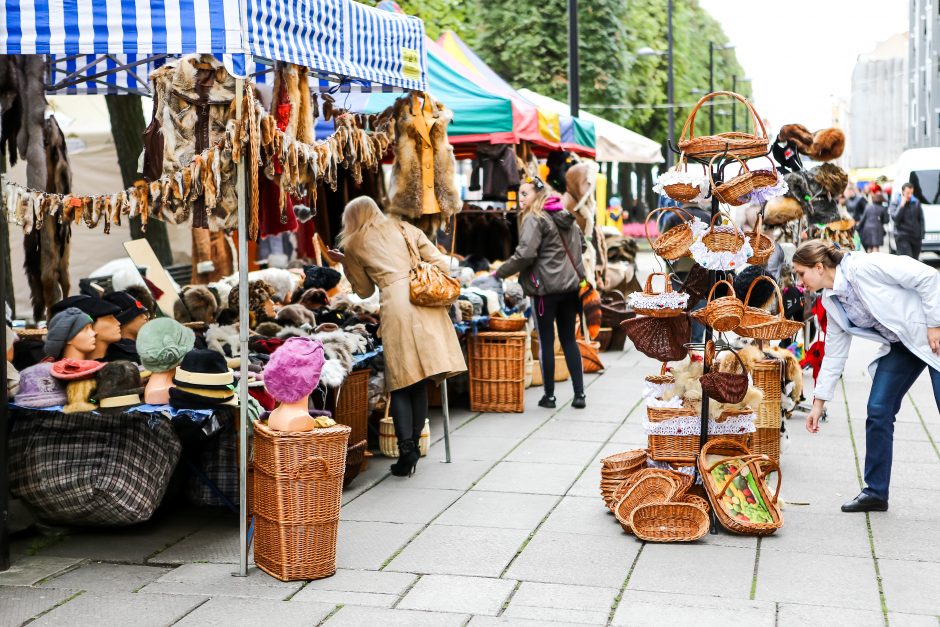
[751,359,782,463]
[469,331,527,413]
[252,422,350,581]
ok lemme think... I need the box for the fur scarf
[388,94,461,236]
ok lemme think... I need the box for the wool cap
[95,360,144,412]
[44,307,94,359]
[103,291,149,325]
[51,359,107,381]
[263,337,326,403]
[173,349,235,391]
[50,295,121,321]
[13,362,67,408]
[137,318,196,372]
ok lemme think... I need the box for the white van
[889,148,940,256]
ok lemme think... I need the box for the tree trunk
[105,94,172,266]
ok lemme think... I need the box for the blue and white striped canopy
[0,0,427,93]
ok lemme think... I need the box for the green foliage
[392,0,478,42]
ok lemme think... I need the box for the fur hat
[254,321,284,338]
[174,285,219,324]
[14,362,67,408]
[318,359,347,388]
[302,265,342,291]
[777,124,814,153]
[807,128,845,162]
[733,266,775,308]
[63,379,97,414]
[763,196,804,226]
[123,284,157,318]
[206,323,240,358]
[299,288,331,311]
[276,304,317,328]
[814,163,849,198]
[264,337,326,403]
[137,318,196,372]
[95,360,143,413]
[228,280,277,325]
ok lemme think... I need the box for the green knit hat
[137,318,196,372]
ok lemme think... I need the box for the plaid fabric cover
[9,409,182,526]
[186,424,238,508]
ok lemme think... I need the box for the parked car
[887,148,940,257]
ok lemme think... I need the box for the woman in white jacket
[792,240,940,513]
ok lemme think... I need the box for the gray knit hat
[137,318,196,372]
[44,307,94,359]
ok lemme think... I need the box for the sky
[699,0,909,133]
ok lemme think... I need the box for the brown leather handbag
[699,341,749,404]
[398,222,461,308]
[621,314,690,362]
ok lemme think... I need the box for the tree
[392,0,478,42]
[104,94,173,266]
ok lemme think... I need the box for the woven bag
[644,207,697,261]
[398,222,460,307]
[678,91,770,159]
[621,314,690,362]
[690,279,744,332]
[699,341,749,404]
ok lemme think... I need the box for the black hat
[302,265,341,291]
[50,295,121,321]
[103,291,150,325]
[95,360,144,414]
[172,349,235,391]
[168,386,237,410]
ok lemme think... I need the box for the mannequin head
[90,314,122,359]
[264,337,326,432]
[63,324,97,360]
[104,291,151,341]
[121,313,149,341]
[45,307,97,361]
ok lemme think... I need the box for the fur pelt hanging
[271,63,315,144]
[774,163,848,225]
[806,128,845,163]
[388,93,461,237]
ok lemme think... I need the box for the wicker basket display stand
[469,331,527,413]
[252,422,351,581]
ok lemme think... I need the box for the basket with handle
[678,91,770,159]
[607,467,693,513]
[698,437,783,536]
[709,155,778,207]
[736,276,805,340]
[613,473,681,533]
[690,279,744,332]
[645,362,675,386]
[644,207,697,260]
[699,341,749,405]
[745,213,775,266]
[630,502,710,542]
[701,212,747,255]
[629,273,689,318]
[379,397,431,458]
[660,154,706,203]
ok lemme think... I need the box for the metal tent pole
[440,380,452,463]
[234,77,250,578]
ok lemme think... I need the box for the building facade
[849,33,907,169]
[909,0,940,149]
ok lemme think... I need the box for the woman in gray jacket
[496,177,587,409]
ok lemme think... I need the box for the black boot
[538,395,557,408]
[572,393,587,409]
[390,438,420,477]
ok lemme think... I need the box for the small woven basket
[677,91,770,159]
[701,212,747,254]
[488,316,527,332]
[710,155,778,206]
[690,279,744,332]
[679,493,711,514]
[645,362,675,386]
[630,502,710,542]
[662,155,705,203]
[630,273,687,318]
[646,402,696,423]
[614,474,680,533]
[607,467,692,513]
[746,213,775,266]
[645,207,696,260]
[736,276,805,340]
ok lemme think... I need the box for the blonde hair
[518,182,550,225]
[63,379,97,414]
[337,196,388,247]
[793,239,845,269]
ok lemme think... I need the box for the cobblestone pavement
[2,338,939,626]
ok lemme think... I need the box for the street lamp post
[708,42,735,134]
[731,75,753,132]
[637,0,675,167]
[568,0,579,117]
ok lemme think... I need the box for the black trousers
[895,237,922,260]
[389,380,428,444]
[534,291,585,397]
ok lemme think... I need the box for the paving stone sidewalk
[2,339,939,626]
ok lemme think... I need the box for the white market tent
[0,0,430,575]
[518,88,663,164]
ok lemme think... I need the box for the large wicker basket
[334,368,370,446]
[736,276,804,341]
[630,502,710,542]
[677,91,769,159]
[252,421,351,581]
[751,358,783,462]
[469,331,527,413]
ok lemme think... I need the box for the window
[911,169,940,204]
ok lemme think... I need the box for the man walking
[845,184,868,222]
[889,182,926,259]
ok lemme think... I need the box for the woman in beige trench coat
[329,197,466,476]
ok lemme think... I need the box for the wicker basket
[736,276,805,341]
[614,474,680,533]
[645,363,675,386]
[630,273,687,318]
[649,430,751,464]
[698,437,783,536]
[677,91,770,159]
[469,331,527,413]
[379,411,431,458]
[751,358,782,463]
[690,279,745,332]
[752,428,781,464]
[600,450,648,506]
[645,207,697,260]
[600,291,634,351]
[488,316,527,332]
[646,403,696,423]
[701,212,747,254]
[746,213,774,266]
[343,439,368,488]
[252,421,350,581]
[679,493,711,514]
[710,155,778,206]
[662,155,706,203]
[630,502,710,542]
[596,327,613,352]
[334,368,370,446]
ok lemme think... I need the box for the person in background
[889,183,925,259]
[793,240,940,513]
[857,192,889,253]
[606,196,625,232]
[844,184,868,222]
[329,197,466,477]
[496,176,587,410]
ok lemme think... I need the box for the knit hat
[302,265,341,291]
[50,294,121,321]
[95,360,144,413]
[137,319,196,373]
[44,308,94,359]
[263,337,326,403]
[51,359,107,381]
[103,291,149,325]
[13,362,67,408]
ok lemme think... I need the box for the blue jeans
[863,342,940,501]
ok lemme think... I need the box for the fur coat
[388,94,461,238]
